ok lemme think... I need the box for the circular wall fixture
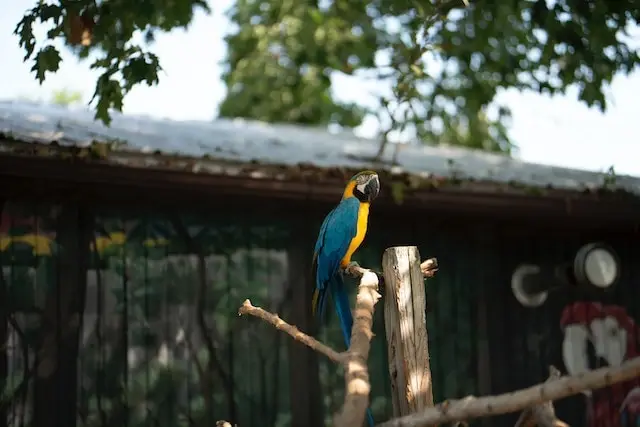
[573,243,620,289]
[511,264,547,307]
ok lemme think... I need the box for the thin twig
[238,299,345,364]
[377,356,640,427]
[333,270,381,427]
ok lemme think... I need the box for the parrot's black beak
[366,175,380,202]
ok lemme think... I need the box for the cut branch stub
[382,246,434,418]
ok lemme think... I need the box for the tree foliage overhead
[220,0,640,154]
[15,0,640,153]
[218,0,376,127]
[15,0,210,125]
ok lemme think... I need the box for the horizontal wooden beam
[0,153,638,227]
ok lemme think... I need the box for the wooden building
[0,100,639,427]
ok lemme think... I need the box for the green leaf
[14,12,36,60]
[40,4,63,21]
[92,74,124,125]
[31,46,62,84]
[121,53,161,91]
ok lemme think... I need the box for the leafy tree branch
[15,0,210,125]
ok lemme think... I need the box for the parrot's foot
[344,262,385,294]
[341,261,361,276]
[347,261,361,270]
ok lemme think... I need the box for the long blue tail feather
[330,274,375,427]
[365,408,375,427]
[313,287,328,325]
[330,274,353,348]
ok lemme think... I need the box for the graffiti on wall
[561,301,640,427]
[0,207,293,427]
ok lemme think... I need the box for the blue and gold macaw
[311,170,380,427]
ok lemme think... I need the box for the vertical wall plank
[286,221,323,427]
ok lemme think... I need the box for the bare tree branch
[333,270,381,427]
[238,265,384,427]
[238,299,345,364]
[377,356,640,427]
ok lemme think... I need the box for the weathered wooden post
[382,246,434,419]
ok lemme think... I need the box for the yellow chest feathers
[341,202,370,266]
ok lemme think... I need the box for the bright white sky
[1,0,638,177]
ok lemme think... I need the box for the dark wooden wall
[1,167,639,427]
[482,225,640,427]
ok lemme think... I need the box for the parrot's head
[343,170,380,203]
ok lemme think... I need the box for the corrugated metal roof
[0,99,638,195]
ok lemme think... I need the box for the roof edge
[1,147,639,226]
[1,138,636,199]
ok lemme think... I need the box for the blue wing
[311,197,359,322]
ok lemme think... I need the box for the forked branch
[239,264,384,427]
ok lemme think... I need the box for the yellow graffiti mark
[91,232,126,252]
[0,234,54,256]
[2,231,170,256]
[143,237,169,248]
[91,232,169,251]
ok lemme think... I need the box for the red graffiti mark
[0,213,40,233]
[561,302,640,427]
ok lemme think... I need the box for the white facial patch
[562,315,628,382]
[590,316,626,367]
[356,175,379,195]
[563,324,590,376]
